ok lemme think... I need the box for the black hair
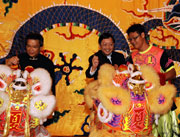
[98,32,115,45]
[126,23,145,35]
[25,33,44,47]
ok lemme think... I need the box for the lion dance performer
[84,64,176,137]
[0,64,56,137]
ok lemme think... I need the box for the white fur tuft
[0,92,9,114]
[30,95,56,123]
[0,65,12,91]
[30,68,52,95]
[0,65,12,76]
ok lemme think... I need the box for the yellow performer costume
[84,64,176,137]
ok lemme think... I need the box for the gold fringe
[3,88,11,137]
[24,88,30,137]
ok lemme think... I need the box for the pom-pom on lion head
[85,63,131,115]
[98,64,116,85]
[140,65,176,114]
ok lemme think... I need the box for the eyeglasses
[128,35,140,42]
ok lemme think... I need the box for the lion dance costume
[0,65,56,137]
[84,64,176,137]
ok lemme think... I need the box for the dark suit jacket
[86,50,125,80]
[18,53,56,95]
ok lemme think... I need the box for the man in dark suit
[5,33,55,95]
[86,32,125,80]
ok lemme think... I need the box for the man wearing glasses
[126,23,179,137]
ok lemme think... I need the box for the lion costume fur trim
[98,64,116,86]
[140,65,160,88]
[0,65,12,77]
[84,64,116,109]
[0,92,9,115]
[147,84,176,114]
[0,65,13,90]
[30,95,56,120]
[140,65,176,114]
[84,80,99,108]
[97,64,130,114]
[30,68,52,95]
[98,86,130,115]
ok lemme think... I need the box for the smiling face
[128,32,146,52]
[26,39,41,57]
[100,37,114,56]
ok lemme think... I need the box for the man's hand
[91,55,99,72]
[114,64,119,70]
[5,56,19,67]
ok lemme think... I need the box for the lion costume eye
[97,103,113,123]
